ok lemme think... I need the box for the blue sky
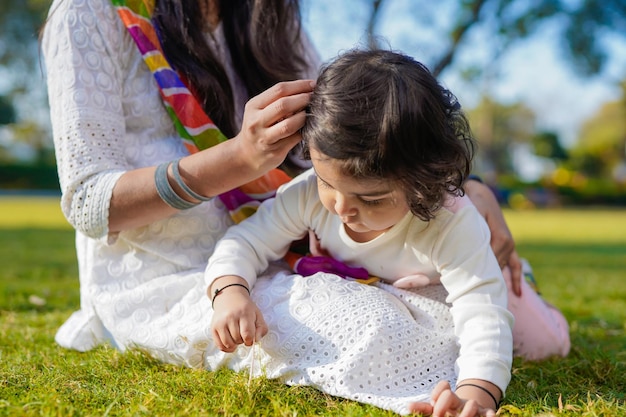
[301,0,626,149]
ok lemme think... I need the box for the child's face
[310,147,410,242]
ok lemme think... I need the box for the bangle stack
[154,158,211,210]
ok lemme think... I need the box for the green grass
[1,197,625,416]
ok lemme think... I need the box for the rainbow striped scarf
[111,0,290,222]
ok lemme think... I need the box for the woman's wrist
[169,158,212,203]
[180,141,260,199]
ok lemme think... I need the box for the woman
[42,0,318,351]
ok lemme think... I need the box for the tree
[532,131,568,161]
[570,82,626,178]
[0,0,52,164]
[364,0,626,78]
[0,0,51,94]
[466,96,536,177]
[0,96,16,125]
[563,0,626,76]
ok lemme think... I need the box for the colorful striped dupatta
[112,0,377,283]
[111,0,290,222]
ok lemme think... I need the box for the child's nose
[334,194,356,217]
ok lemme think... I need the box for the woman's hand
[234,79,314,173]
[407,381,498,417]
[209,277,268,352]
[464,179,523,296]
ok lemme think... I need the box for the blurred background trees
[0,0,56,188]
[361,0,626,205]
[1,0,625,204]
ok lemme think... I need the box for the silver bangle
[170,158,211,202]
[154,161,199,210]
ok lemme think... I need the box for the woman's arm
[108,80,314,232]
[464,178,523,295]
[44,0,313,236]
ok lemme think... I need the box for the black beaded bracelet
[455,383,500,410]
[211,283,250,308]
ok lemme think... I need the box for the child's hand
[210,278,268,352]
[407,380,497,417]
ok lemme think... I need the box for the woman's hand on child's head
[235,79,314,173]
[209,278,267,352]
[407,380,497,417]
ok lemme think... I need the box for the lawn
[1,197,625,416]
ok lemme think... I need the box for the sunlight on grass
[503,208,626,244]
[1,200,624,416]
[0,197,71,229]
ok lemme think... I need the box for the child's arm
[205,170,318,352]
[205,170,317,294]
[209,275,268,352]
[433,205,514,405]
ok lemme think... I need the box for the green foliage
[1,199,625,416]
[0,96,16,125]
[467,96,537,175]
[532,131,568,160]
[0,0,51,72]
[0,163,59,189]
[563,0,626,76]
[554,178,626,206]
[570,93,626,178]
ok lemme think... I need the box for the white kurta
[42,0,318,352]
[43,0,512,414]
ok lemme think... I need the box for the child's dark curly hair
[302,49,475,221]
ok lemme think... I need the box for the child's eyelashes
[360,198,383,206]
[318,179,332,188]
[316,177,387,206]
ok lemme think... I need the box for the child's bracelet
[211,283,250,308]
[455,383,500,410]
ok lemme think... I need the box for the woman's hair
[153,0,307,139]
[302,49,475,221]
